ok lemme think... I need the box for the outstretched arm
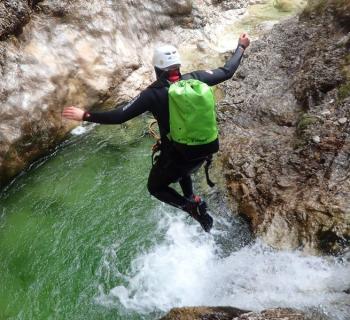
[187,33,250,86]
[62,90,152,124]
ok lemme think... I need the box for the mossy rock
[339,55,350,100]
[344,55,350,77]
[338,81,350,100]
[297,114,321,132]
[273,0,305,12]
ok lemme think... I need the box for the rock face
[160,307,307,320]
[0,0,257,188]
[219,0,350,253]
[0,0,42,40]
[0,0,194,187]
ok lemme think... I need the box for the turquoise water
[1,119,350,320]
[0,119,164,319]
[0,118,250,319]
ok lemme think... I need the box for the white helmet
[152,44,181,70]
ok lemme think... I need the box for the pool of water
[1,118,349,320]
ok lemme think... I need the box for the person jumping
[62,33,250,232]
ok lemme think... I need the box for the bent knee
[147,179,160,196]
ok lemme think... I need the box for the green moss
[297,114,320,131]
[273,0,292,12]
[273,0,305,12]
[346,54,350,64]
[343,55,350,78]
[338,54,350,100]
[338,81,350,100]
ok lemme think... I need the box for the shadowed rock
[0,0,42,39]
[219,0,350,253]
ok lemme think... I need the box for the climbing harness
[148,118,215,187]
[149,119,161,165]
[204,155,215,188]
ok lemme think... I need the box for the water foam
[96,206,350,319]
[71,124,96,136]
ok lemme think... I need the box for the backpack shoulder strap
[181,74,192,81]
[148,78,172,89]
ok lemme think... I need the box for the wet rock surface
[160,307,307,320]
[160,306,248,320]
[219,0,350,253]
[0,0,41,39]
[0,0,197,187]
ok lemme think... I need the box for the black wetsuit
[83,45,245,211]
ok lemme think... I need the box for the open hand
[238,33,250,49]
[62,106,85,121]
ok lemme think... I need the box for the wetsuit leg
[147,160,187,209]
[179,175,193,198]
[147,151,204,210]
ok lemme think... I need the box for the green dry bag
[168,79,218,146]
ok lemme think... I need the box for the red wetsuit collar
[168,69,180,82]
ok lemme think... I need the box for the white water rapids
[96,205,350,319]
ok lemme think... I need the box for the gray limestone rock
[220,0,350,254]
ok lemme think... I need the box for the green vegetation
[338,81,350,100]
[273,0,306,12]
[0,121,160,320]
[295,114,323,148]
[338,54,350,100]
[297,114,321,132]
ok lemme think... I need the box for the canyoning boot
[186,196,213,233]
